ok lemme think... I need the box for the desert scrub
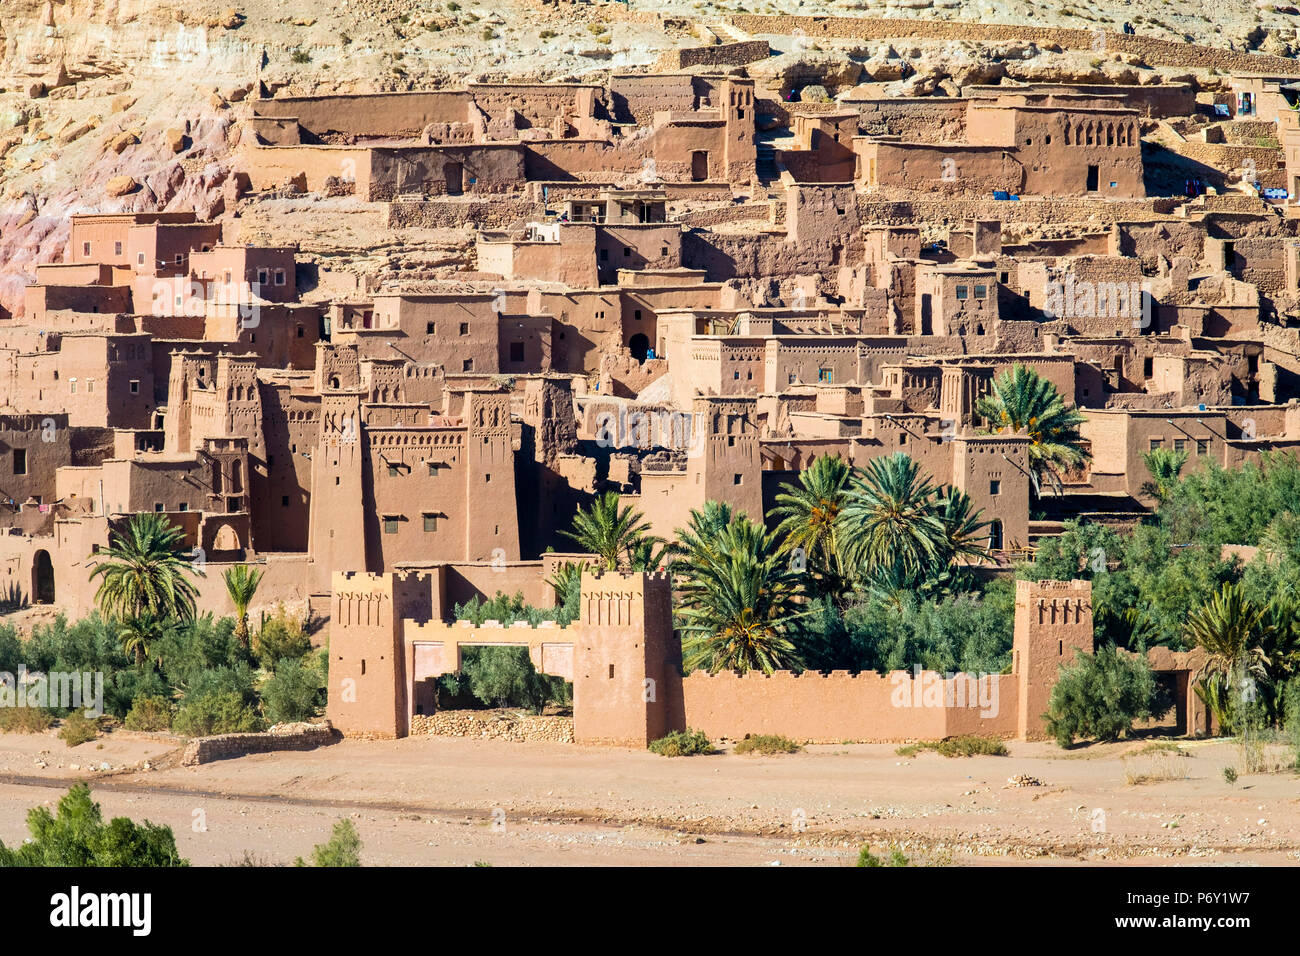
[124,695,174,732]
[481,27,498,41]
[1045,645,1159,747]
[0,707,54,733]
[895,735,1008,758]
[58,712,99,747]
[734,734,802,755]
[857,846,910,867]
[290,49,311,64]
[539,29,557,40]
[648,729,712,757]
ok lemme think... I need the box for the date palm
[674,508,806,675]
[1140,447,1188,503]
[223,564,263,649]
[1184,581,1270,684]
[89,512,200,623]
[933,488,993,565]
[561,491,661,570]
[838,453,946,582]
[769,454,851,594]
[976,364,1089,497]
[117,610,167,668]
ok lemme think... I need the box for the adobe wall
[252,92,473,140]
[677,670,1017,743]
[243,145,373,194]
[387,197,543,230]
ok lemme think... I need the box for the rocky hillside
[1,0,1297,314]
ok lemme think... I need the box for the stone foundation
[409,710,574,743]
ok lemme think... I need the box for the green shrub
[0,707,54,733]
[648,729,712,757]
[895,735,1008,758]
[123,695,174,732]
[539,29,557,39]
[1045,646,1160,748]
[0,784,187,866]
[1223,765,1238,784]
[733,734,802,755]
[439,645,570,713]
[295,819,361,867]
[291,49,311,63]
[58,713,99,748]
[260,657,324,724]
[857,845,909,867]
[254,610,312,669]
[173,691,264,737]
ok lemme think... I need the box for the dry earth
[0,729,1296,865]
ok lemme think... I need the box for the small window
[817,368,833,383]
[114,241,123,256]
[274,269,287,286]
[175,253,184,265]
[13,449,26,475]
[129,380,140,394]
[383,516,399,534]
[1149,438,1163,450]
[955,285,969,300]
[426,322,436,334]
[733,474,742,485]
[509,341,525,363]
[388,464,400,477]
[1197,439,1210,455]
[1173,438,1187,452]
[297,325,304,338]
[990,479,1000,495]
[974,285,987,299]
[282,495,291,507]
[178,502,188,512]
[86,379,94,394]
[459,323,469,336]
[485,473,492,483]
[257,269,269,285]
[69,378,77,395]
[82,241,92,257]
[462,359,474,372]
[423,513,439,532]
[137,252,146,266]
[154,502,164,512]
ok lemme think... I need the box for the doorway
[32,550,54,604]
[690,151,708,182]
[445,162,464,196]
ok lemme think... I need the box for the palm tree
[89,512,200,623]
[769,454,851,594]
[838,453,946,582]
[674,511,806,675]
[933,488,993,565]
[1184,581,1270,685]
[976,364,1089,497]
[561,492,661,570]
[223,564,263,649]
[117,610,167,667]
[1140,447,1189,503]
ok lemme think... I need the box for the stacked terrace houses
[9,37,1300,742]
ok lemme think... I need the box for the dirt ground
[0,730,1296,866]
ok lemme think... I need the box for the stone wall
[409,709,574,743]
[727,15,1300,76]
[387,197,543,230]
[654,40,771,71]
[179,721,340,766]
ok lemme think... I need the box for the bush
[260,657,324,724]
[733,734,802,755]
[0,707,54,733]
[295,819,361,867]
[123,695,174,732]
[0,784,187,866]
[58,713,99,748]
[648,729,712,757]
[857,846,910,867]
[1045,646,1160,748]
[440,645,570,713]
[173,691,264,737]
[896,735,1008,758]
[254,610,312,669]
